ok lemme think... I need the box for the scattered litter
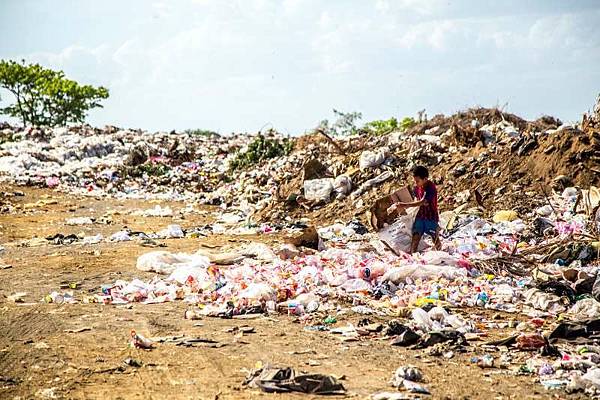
[244,364,346,394]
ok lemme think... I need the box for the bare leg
[410,233,422,254]
[433,228,442,250]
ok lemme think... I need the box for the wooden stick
[316,128,345,155]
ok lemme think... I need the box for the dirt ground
[0,185,587,400]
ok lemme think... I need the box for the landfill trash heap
[53,179,600,395]
[3,98,600,396]
[1,100,599,226]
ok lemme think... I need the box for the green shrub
[399,116,416,131]
[228,134,294,171]
[123,163,171,178]
[364,117,398,135]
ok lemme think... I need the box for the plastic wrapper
[136,251,210,275]
[359,147,388,170]
[382,264,467,284]
[378,207,419,253]
[333,175,352,196]
[304,178,334,202]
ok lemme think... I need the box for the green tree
[0,59,109,127]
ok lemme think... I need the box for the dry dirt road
[0,186,584,399]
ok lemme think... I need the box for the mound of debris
[1,100,599,227]
[257,104,599,226]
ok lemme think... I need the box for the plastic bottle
[476,292,489,307]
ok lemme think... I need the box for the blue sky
[1,0,599,134]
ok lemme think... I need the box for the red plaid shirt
[414,181,439,222]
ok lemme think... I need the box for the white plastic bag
[581,368,600,389]
[378,207,419,253]
[420,251,458,266]
[136,251,209,275]
[304,178,334,202]
[157,224,184,239]
[65,216,94,225]
[359,147,388,170]
[339,278,372,292]
[109,230,131,242]
[238,283,276,302]
[412,308,433,331]
[333,175,352,196]
[382,264,467,284]
[168,264,210,285]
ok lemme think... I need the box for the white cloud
[3,0,599,131]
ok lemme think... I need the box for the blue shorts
[413,218,438,236]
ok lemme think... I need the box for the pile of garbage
[40,179,596,395]
[3,99,600,396]
[2,101,600,227]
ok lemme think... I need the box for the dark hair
[412,165,429,179]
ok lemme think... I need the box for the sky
[0,0,599,134]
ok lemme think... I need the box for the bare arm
[394,199,425,208]
[387,198,425,214]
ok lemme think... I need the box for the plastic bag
[378,207,419,253]
[339,278,372,292]
[157,224,184,238]
[304,178,334,202]
[567,298,600,320]
[109,230,131,242]
[412,308,433,331]
[238,283,276,302]
[168,264,210,285]
[427,306,449,322]
[333,175,352,196]
[382,264,467,284]
[359,147,388,170]
[420,251,458,266]
[82,234,103,244]
[136,251,209,275]
[65,216,94,225]
[524,288,567,314]
[581,368,600,389]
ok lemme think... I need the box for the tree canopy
[0,59,109,127]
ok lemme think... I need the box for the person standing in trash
[387,165,441,254]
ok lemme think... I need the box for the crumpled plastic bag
[168,264,211,285]
[109,230,132,242]
[581,367,600,389]
[524,287,567,314]
[333,175,352,196]
[136,251,210,275]
[238,282,276,301]
[382,264,467,284]
[244,365,346,394]
[378,207,419,253]
[419,251,458,266]
[359,147,388,170]
[157,224,184,239]
[567,298,600,321]
[304,178,334,202]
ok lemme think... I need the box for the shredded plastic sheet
[378,207,421,253]
[136,251,210,275]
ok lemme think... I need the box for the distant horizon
[1,0,599,134]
